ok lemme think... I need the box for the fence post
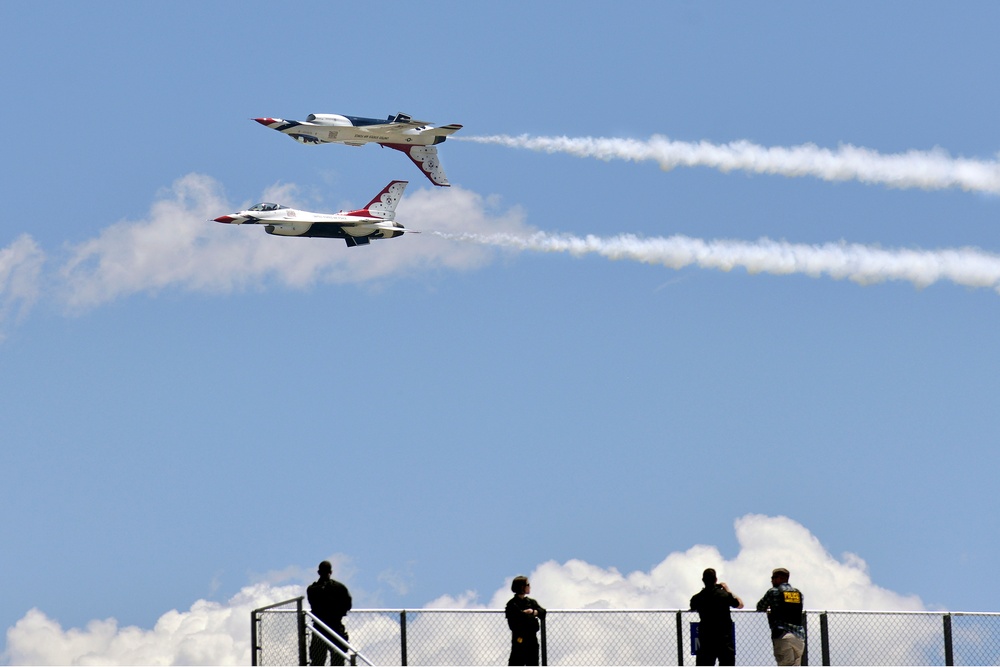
[251,609,259,667]
[801,611,808,666]
[819,612,830,666]
[297,598,307,667]
[676,611,684,666]
[540,613,548,666]
[943,613,954,666]
[400,610,408,666]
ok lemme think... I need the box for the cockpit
[247,203,287,212]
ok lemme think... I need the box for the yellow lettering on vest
[783,591,801,604]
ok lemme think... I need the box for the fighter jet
[253,113,463,187]
[213,180,413,247]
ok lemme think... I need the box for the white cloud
[1,516,930,665]
[55,175,531,311]
[3,584,300,666]
[470,514,923,612]
[0,234,45,338]
[377,561,416,597]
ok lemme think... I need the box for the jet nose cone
[253,117,276,126]
[214,215,235,223]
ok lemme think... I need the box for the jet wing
[351,120,430,137]
[333,220,417,234]
[381,144,451,186]
[392,119,433,128]
[367,221,418,233]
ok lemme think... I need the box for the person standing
[689,568,744,666]
[307,560,353,666]
[505,575,546,666]
[755,567,805,666]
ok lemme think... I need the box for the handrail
[304,611,374,666]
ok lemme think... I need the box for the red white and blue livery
[253,112,463,187]
[213,181,413,247]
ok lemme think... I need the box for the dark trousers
[696,640,735,666]
[508,633,539,666]
[309,621,348,666]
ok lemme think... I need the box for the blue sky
[4,1,1000,662]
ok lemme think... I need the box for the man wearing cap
[505,575,546,666]
[690,568,743,666]
[756,568,805,666]
[307,560,353,666]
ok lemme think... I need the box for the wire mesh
[252,603,1000,666]
[546,610,675,665]
[951,613,1000,666]
[397,610,509,665]
[819,611,944,666]
[255,605,301,666]
[337,610,404,666]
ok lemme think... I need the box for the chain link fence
[252,598,305,667]
[253,599,1000,666]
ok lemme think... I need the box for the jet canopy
[247,202,287,212]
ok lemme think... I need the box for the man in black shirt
[505,575,546,666]
[689,568,744,666]
[306,560,352,666]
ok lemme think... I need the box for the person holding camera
[690,568,744,666]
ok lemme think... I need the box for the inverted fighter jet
[213,180,413,247]
[253,113,463,187]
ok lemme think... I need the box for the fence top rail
[252,596,303,614]
[349,608,694,614]
[360,608,1000,617]
[805,609,1000,617]
[257,605,1000,618]
[349,609,515,615]
[951,611,1000,617]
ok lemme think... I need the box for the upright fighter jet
[213,181,413,247]
[253,112,462,187]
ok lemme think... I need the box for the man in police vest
[755,568,805,666]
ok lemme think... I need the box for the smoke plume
[461,134,1000,194]
[435,230,1000,293]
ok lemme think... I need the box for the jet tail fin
[382,144,451,186]
[343,180,408,220]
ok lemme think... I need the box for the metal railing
[304,612,374,666]
[252,599,1000,665]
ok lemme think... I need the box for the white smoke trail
[435,230,1000,293]
[460,134,1000,194]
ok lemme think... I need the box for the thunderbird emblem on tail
[213,181,413,247]
[253,113,463,187]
